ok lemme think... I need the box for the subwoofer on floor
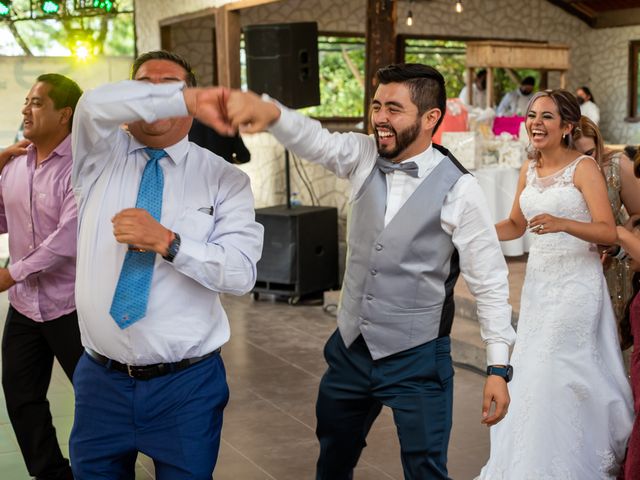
[253,206,339,303]
[244,22,320,109]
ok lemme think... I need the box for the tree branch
[7,21,33,56]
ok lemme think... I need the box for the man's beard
[375,117,422,161]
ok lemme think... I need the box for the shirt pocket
[174,207,215,242]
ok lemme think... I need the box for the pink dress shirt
[0,134,77,321]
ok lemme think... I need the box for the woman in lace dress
[477,89,633,479]
[573,116,640,331]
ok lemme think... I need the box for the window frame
[627,40,640,123]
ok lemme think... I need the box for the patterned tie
[109,148,166,329]
[376,157,420,178]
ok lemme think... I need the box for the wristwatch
[486,365,513,383]
[162,232,181,263]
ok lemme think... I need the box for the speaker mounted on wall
[244,22,321,109]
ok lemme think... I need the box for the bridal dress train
[477,157,634,480]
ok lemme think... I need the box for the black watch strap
[162,232,181,263]
[486,364,513,383]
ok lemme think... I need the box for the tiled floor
[0,257,531,480]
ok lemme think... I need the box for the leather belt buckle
[127,364,134,378]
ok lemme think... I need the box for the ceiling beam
[594,7,640,28]
[545,0,595,27]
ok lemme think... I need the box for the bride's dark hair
[525,89,582,165]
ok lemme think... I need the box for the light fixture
[40,0,62,14]
[90,0,115,12]
[73,42,90,60]
[455,0,463,13]
[407,1,413,26]
[0,0,12,17]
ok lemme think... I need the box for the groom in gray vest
[212,63,516,479]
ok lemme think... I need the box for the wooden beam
[225,0,281,11]
[364,0,397,131]
[215,6,242,88]
[160,25,172,51]
[545,0,595,27]
[159,7,218,27]
[594,8,640,28]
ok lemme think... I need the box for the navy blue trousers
[315,331,454,480]
[70,351,229,480]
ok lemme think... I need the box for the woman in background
[573,116,640,338]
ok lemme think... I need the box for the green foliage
[404,39,466,98]
[0,0,134,56]
[301,36,365,118]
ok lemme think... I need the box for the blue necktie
[109,148,166,329]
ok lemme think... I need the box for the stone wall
[584,25,640,144]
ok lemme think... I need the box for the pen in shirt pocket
[198,206,214,216]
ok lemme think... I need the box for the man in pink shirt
[0,73,83,480]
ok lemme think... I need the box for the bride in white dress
[477,90,633,479]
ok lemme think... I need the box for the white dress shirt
[459,84,488,109]
[269,107,515,366]
[496,89,533,117]
[580,100,600,125]
[71,81,264,365]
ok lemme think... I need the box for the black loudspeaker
[253,206,338,302]
[244,22,320,109]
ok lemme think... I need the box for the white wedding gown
[477,157,634,480]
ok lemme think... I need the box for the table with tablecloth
[473,166,532,256]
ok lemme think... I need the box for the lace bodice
[520,156,594,254]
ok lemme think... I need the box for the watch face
[505,365,513,382]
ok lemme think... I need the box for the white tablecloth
[474,166,532,256]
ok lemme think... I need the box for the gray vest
[338,145,466,359]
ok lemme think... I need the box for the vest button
[375,244,383,251]
[370,269,377,276]
[366,294,373,300]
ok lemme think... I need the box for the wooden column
[559,71,567,89]
[364,0,397,131]
[466,67,474,105]
[486,67,494,108]
[215,6,241,88]
[539,70,549,90]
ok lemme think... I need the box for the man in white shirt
[497,76,535,116]
[459,69,487,108]
[576,86,600,125]
[203,63,516,480]
[69,51,263,479]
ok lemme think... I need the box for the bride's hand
[527,213,565,235]
[481,376,510,426]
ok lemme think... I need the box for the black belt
[85,348,220,380]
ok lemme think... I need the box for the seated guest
[459,69,487,108]
[496,76,535,116]
[576,86,600,125]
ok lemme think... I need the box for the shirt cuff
[150,82,189,121]
[170,234,203,269]
[7,260,27,283]
[266,100,296,142]
[486,342,511,367]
